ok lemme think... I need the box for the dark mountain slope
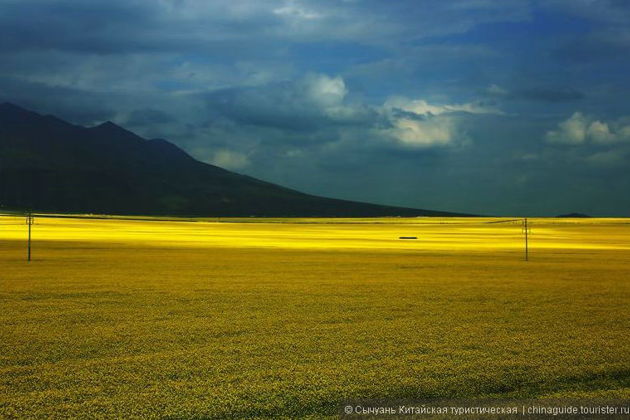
[0,103,468,217]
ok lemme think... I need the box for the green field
[1,216,629,418]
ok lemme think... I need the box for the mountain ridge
[0,103,471,217]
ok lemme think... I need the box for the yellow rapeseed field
[1,215,629,418]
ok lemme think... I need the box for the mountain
[0,103,467,217]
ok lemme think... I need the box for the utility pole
[26,212,34,262]
[522,217,530,261]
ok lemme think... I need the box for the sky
[1,0,629,216]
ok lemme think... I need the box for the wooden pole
[523,217,529,261]
[26,212,33,262]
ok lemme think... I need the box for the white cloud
[587,120,616,144]
[485,84,509,96]
[384,96,503,116]
[303,74,347,107]
[197,73,499,153]
[546,112,630,145]
[208,149,251,170]
[386,116,456,148]
[379,95,500,148]
[546,112,588,145]
[273,1,322,20]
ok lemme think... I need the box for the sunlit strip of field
[1,216,630,418]
[0,215,629,252]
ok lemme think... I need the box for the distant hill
[0,103,469,217]
[556,213,591,218]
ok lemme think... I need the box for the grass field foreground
[1,216,629,418]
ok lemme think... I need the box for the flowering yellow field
[1,216,629,418]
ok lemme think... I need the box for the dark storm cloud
[125,108,176,126]
[0,0,531,55]
[554,31,630,63]
[486,85,585,103]
[0,1,156,53]
[203,84,335,132]
[201,76,379,133]
[0,0,289,60]
[545,0,630,67]
[1,0,629,215]
[0,77,117,123]
[515,87,584,103]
